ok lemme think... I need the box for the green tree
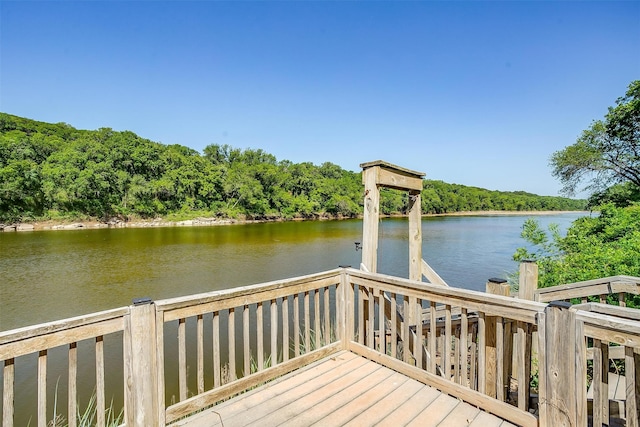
[551,80,640,196]
[513,204,640,306]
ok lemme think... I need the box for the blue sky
[1,1,638,196]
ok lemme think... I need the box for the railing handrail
[534,275,640,302]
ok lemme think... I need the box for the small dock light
[355,242,362,251]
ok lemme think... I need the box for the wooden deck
[172,351,516,427]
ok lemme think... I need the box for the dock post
[124,298,163,426]
[537,301,586,426]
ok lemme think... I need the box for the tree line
[0,113,585,224]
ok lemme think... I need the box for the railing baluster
[626,346,639,427]
[38,350,46,427]
[304,291,310,353]
[496,317,504,400]
[197,314,204,394]
[429,301,436,374]
[294,293,300,357]
[478,312,486,394]
[368,288,375,349]
[96,336,105,427]
[324,286,331,345]
[378,290,386,354]
[390,293,397,358]
[257,301,264,370]
[243,305,250,376]
[271,300,278,366]
[213,312,220,387]
[282,297,289,362]
[619,292,627,307]
[470,323,478,390]
[516,321,531,411]
[461,307,468,387]
[68,343,77,427]
[444,304,452,379]
[358,286,365,346]
[412,296,421,369]
[178,318,187,400]
[228,307,236,380]
[592,338,609,426]
[3,358,14,427]
[403,295,410,364]
[314,290,321,350]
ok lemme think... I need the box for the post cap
[488,278,508,284]
[548,300,572,310]
[133,297,153,306]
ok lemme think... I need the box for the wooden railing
[343,269,542,427]
[0,307,128,427]
[153,269,343,425]
[2,267,640,426]
[534,275,640,306]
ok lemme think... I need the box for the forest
[0,113,585,224]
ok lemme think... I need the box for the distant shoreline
[1,210,590,232]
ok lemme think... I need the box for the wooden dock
[173,351,515,427]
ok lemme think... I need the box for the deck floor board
[173,351,518,427]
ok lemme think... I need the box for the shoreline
[1,210,590,232]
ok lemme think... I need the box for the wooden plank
[305,371,411,425]
[270,300,277,367]
[68,344,77,427]
[593,339,609,426]
[361,166,380,273]
[367,288,375,349]
[213,312,220,387]
[422,259,448,287]
[374,164,424,192]
[38,350,46,427]
[404,296,412,364]
[460,307,468,387]
[627,346,639,427]
[196,314,204,394]
[350,343,538,427]
[275,364,394,426]
[294,293,300,357]
[95,336,105,427]
[0,317,125,360]
[282,297,289,362]
[429,301,437,374]
[0,306,128,345]
[406,393,463,426]
[344,377,422,425]
[243,305,250,376]
[314,290,321,350]
[358,286,365,346]
[228,307,236,379]
[205,353,372,425]
[443,304,452,378]
[304,291,310,353]
[348,274,543,324]
[468,411,509,427]
[164,342,343,423]
[323,287,330,346]
[378,290,386,354]
[375,382,442,426]
[3,358,14,427]
[155,270,342,314]
[391,293,398,358]
[408,190,422,281]
[178,318,187,400]
[478,312,486,394]
[496,317,504,401]
[257,301,264,370]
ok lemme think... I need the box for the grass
[47,381,123,427]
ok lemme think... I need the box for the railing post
[124,298,163,426]
[485,278,510,399]
[537,301,586,426]
[519,260,538,301]
[337,267,350,349]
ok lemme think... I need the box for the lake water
[0,212,587,332]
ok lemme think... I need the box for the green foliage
[551,80,640,198]
[514,204,640,307]
[0,112,585,223]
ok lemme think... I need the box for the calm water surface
[0,213,587,331]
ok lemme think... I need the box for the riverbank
[0,210,589,232]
